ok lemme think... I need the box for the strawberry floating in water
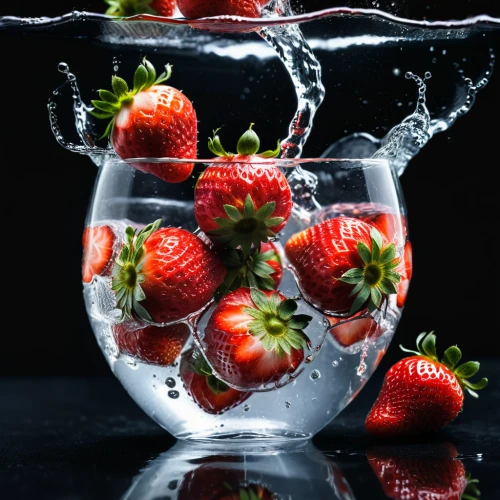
[177,0,269,19]
[194,124,291,258]
[367,443,481,500]
[214,240,283,301]
[180,347,251,415]
[82,224,117,284]
[112,321,190,366]
[202,287,312,390]
[328,313,382,349]
[105,0,176,17]
[365,331,488,438]
[90,57,197,183]
[111,219,226,323]
[284,216,402,316]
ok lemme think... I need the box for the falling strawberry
[367,443,481,500]
[327,313,382,349]
[284,216,402,316]
[194,124,291,258]
[365,331,488,438]
[90,57,197,183]
[111,219,226,323]
[180,347,251,414]
[214,240,283,301]
[202,287,312,390]
[105,0,176,17]
[112,321,190,365]
[177,0,269,19]
[82,224,117,284]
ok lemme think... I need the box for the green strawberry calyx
[462,472,481,500]
[243,288,312,358]
[89,57,172,139]
[105,0,157,17]
[190,349,231,395]
[214,246,281,301]
[208,123,281,158]
[400,331,488,398]
[338,226,402,315]
[111,218,162,322]
[208,194,284,258]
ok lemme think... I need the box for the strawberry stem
[399,331,488,398]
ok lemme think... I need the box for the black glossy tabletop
[2,358,499,500]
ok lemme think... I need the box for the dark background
[1,0,499,378]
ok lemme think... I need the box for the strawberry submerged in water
[177,0,269,19]
[111,219,226,323]
[112,321,190,366]
[202,287,312,390]
[367,442,481,500]
[105,0,177,17]
[284,216,403,316]
[365,331,488,438]
[82,224,117,283]
[194,124,291,258]
[90,57,197,183]
[180,347,250,415]
[328,313,382,349]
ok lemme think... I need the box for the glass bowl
[82,155,410,441]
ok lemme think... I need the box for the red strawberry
[178,464,276,500]
[366,443,480,500]
[365,331,488,438]
[194,125,292,258]
[111,219,226,323]
[284,216,402,316]
[180,347,251,414]
[90,57,197,183]
[177,0,269,19]
[214,240,283,301]
[105,0,176,17]
[327,313,382,348]
[82,224,117,284]
[202,287,312,390]
[396,240,413,308]
[112,321,190,365]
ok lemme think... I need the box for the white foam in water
[4,0,499,439]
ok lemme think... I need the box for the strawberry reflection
[121,439,353,500]
[366,442,480,500]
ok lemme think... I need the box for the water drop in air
[168,390,180,399]
[165,377,176,388]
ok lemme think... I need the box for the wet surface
[1,358,499,499]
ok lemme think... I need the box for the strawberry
[105,0,176,17]
[82,224,117,284]
[193,125,291,258]
[365,331,488,438]
[112,321,190,365]
[214,240,283,301]
[177,0,269,19]
[111,219,226,323]
[327,313,382,348]
[284,216,402,316]
[90,57,197,183]
[178,464,276,500]
[180,347,251,414]
[367,443,481,500]
[202,287,312,390]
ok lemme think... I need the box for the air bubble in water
[165,377,176,388]
[332,360,339,367]
[310,369,321,380]
[57,62,69,74]
[243,404,250,412]
[168,390,180,399]
[285,401,291,408]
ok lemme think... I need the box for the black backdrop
[1,0,499,377]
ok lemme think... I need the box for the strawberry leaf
[133,63,148,93]
[442,345,462,369]
[455,361,480,379]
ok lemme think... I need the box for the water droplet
[332,360,338,367]
[285,401,291,408]
[165,377,176,388]
[57,62,69,74]
[310,369,321,380]
[168,390,180,399]
[168,480,178,490]
[393,68,401,76]
[243,404,250,412]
